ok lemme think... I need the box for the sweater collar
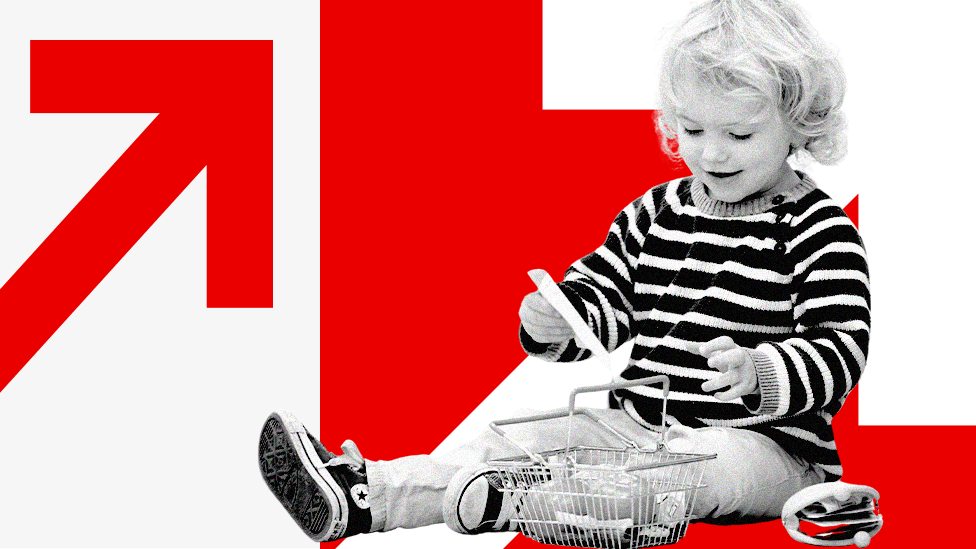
[689,171,817,217]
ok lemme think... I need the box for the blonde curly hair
[657,0,847,165]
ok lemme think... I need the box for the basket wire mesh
[487,376,716,548]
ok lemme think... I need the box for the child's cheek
[676,139,700,167]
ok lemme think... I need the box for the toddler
[259,0,869,541]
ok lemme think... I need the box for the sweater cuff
[743,347,782,415]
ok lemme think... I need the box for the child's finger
[519,298,563,328]
[701,370,737,392]
[521,292,565,319]
[698,335,737,357]
[684,338,732,356]
[521,313,573,331]
[520,304,572,332]
[713,384,748,401]
[522,323,574,343]
[520,311,569,331]
[707,348,746,372]
[521,319,573,334]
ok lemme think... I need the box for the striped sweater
[520,174,870,480]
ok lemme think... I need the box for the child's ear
[788,135,809,156]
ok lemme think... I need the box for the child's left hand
[687,336,759,401]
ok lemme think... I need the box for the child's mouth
[706,170,743,179]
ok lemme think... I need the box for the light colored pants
[366,407,825,532]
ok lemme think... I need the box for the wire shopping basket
[487,375,716,548]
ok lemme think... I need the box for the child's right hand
[519,291,574,343]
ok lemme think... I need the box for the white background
[0,1,320,546]
[0,1,970,548]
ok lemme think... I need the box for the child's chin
[704,185,747,203]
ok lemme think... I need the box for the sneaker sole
[259,411,349,541]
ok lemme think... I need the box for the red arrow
[0,41,272,393]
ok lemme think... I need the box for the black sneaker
[258,410,372,541]
[444,464,519,534]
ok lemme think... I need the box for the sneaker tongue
[327,440,366,468]
[339,440,365,465]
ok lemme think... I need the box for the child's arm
[714,206,870,417]
[519,189,659,362]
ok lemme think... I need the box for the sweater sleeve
[520,186,661,362]
[741,204,871,417]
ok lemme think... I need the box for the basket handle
[490,409,578,465]
[566,375,669,452]
[488,375,670,464]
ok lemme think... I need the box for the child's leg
[369,407,658,532]
[259,411,373,542]
[681,427,826,524]
[441,408,663,534]
[260,408,659,540]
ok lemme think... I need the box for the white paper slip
[528,269,612,371]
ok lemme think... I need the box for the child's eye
[730,133,753,141]
[681,127,703,136]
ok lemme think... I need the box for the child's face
[673,84,802,203]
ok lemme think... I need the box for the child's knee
[680,427,822,522]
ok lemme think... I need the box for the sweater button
[772,195,785,205]
[774,241,787,253]
[775,212,786,223]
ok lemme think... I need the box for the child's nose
[701,137,728,163]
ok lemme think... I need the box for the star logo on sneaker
[350,483,370,509]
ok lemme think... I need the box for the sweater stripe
[640,255,791,283]
[794,338,835,405]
